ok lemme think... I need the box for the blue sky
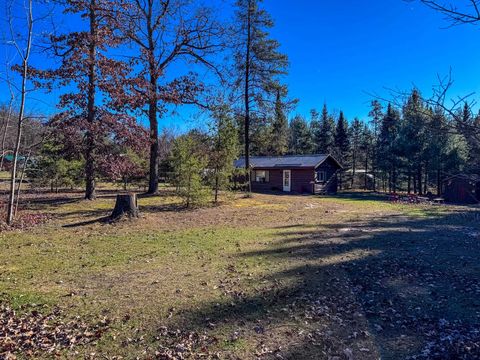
[2,0,480,130]
[265,0,480,121]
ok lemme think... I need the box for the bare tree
[416,1,480,25]
[5,0,34,225]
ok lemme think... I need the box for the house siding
[251,168,315,194]
[314,157,339,194]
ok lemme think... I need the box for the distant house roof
[234,154,342,169]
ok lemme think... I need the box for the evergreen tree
[250,115,273,156]
[270,90,289,155]
[288,115,313,155]
[316,104,335,153]
[172,135,210,208]
[209,106,239,203]
[368,100,383,191]
[310,108,321,153]
[234,0,288,189]
[426,107,450,195]
[350,118,363,188]
[458,103,480,171]
[360,124,374,190]
[378,103,401,192]
[398,89,428,194]
[334,111,350,164]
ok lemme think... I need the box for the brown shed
[443,174,480,204]
[234,154,342,195]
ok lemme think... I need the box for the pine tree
[334,111,350,164]
[271,90,289,155]
[172,135,209,208]
[209,106,239,203]
[458,103,480,171]
[234,0,288,189]
[368,100,383,191]
[398,89,428,194]
[378,103,401,192]
[350,118,363,188]
[316,104,335,154]
[288,115,313,155]
[310,109,321,153]
[360,124,374,190]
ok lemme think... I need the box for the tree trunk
[364,153,368,190]
[437,168,441,196]
[407,172,411,194]
[14,151,30,217]
[6,0,32,225]
[423,161,428,194]
[417,166,422,195]
[111,193,139,219]
[84,0,97,200]
[351,149,356,188]
[214,172,219,203]
[244,0,252,194]
[146,7,159,195]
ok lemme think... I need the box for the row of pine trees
[239,89,479,195]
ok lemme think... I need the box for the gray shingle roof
[234,154,340,169]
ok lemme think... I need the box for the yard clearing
[1,190,479,359]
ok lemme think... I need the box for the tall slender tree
[334,111,350,164]
[368,100,383,191]
[350,117,363,188]
[234,0,288,190]
[378,103,401,192]
[5,0,33,223]
[315,104,335,154]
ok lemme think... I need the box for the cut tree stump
[111,193,139,219]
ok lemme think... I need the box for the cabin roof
[443,173,480,183]
[234,154,342,169]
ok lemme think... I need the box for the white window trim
[316,170,327,182]
[254,170,269,183]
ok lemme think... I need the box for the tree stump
[111,193,139,219]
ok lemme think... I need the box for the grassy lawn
[1,190,479,359]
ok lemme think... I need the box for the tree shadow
[159,208,480,359]
[62,215,112,228]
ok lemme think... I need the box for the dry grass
[1,189,479,359]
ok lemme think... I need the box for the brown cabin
[443,174,480,204]
[234,154,342,195]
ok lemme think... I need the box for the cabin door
[283,170,291,192]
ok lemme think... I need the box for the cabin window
[316,170,327,182]
[254,170,269,183]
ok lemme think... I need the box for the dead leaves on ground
[0,303,109,358]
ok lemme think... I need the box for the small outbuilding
[234,154,342,195]
[443,174,480,204]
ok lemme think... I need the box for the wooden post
[111,193,139,219]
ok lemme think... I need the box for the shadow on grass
[61,215,112,228]
[160,208,480,359]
